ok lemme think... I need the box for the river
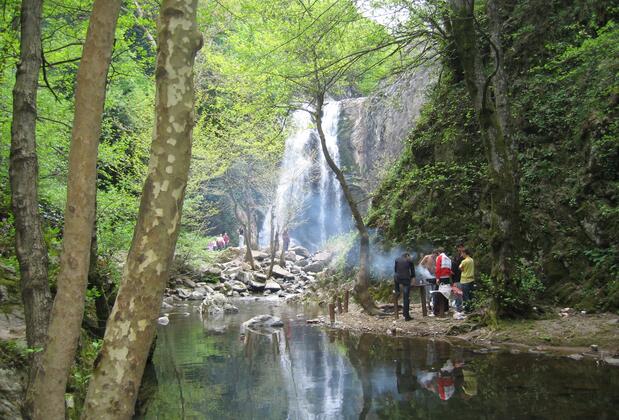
[136,298,618,419]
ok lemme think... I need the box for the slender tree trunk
[9,0,52,400]
[87,208,113,338]
[448,0,520,314]
[82,1,202,417]
[243,207,256,269]
[26,1,121,418]
[267,205,276,277]
[313,94,378,314]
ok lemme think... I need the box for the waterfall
[261,102,348,251]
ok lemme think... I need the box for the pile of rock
[162,246,334,309]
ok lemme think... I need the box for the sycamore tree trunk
[448,0,520,314]
[26,1,121,418]
[82,1,202,417]
[313,94,378,314]
[243,207,256,269]
[9,0,51,386]
[267,205,277,277]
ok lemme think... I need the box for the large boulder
[284,251,297,261]
[248,280,266,291]
[228,280,247,293]
[271,265,293,279]
[236,271,254,284]
[242,314,284,331]
[176,288,191,299]
[265,279,282,291]
[199,292,238,315]
[188,290,206,300]
[290,246,311,258]
[180,277,196,288]
[252,251,270,261]
[313,251,332,262]
[302,261,327,273]
[221,266,242,279]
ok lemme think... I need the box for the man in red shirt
[434,248,452,316]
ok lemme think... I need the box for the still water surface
[137,298,618,419]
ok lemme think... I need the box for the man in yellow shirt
[458,248,475,313]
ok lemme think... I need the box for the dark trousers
[433,278,450,316]
[461,282,474,312]
[394,280,411,319]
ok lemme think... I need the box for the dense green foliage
[368,1,619,313]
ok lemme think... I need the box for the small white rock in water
[590,344,599,352]
[581,310,587,314]
[157,316,169,326]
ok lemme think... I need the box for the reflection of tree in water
[140,306,618,420]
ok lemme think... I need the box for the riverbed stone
[177,288,191,299]
[242,314,284,330]
[252,251,269,260]
[265,279,282,291]
[271,265,293,278]
[603,357,619,366]
[254,272,267,281]
[290,246,311,258]
[236,271,254,284]
[222,266,242,278]
[228,280,247,293]
[303,261,327,273]
[249,280,265,291]
[157,316,170,326]
[313,251,332,262]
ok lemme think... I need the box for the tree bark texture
[448,0,520,307]
[26,1,121,418]
[82,1,202,417]
[9,0,51,371]
[313,94,378,314]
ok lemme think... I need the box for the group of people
[208,232,230,251]
[394,244,475,320]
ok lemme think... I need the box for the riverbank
[316,302,619,363]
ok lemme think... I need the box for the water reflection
[137,299,618,419]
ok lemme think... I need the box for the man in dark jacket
[394,253,416,320]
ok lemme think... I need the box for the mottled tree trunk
[87,209,113,338]
[314,94,378,314]
[26,1,121,418]
[267,205,277,277]
[81,1,202,418]
[9,0,51,399]
[448,0,520,313]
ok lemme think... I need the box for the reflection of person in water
[396,359,419,395]
[417,358,473,401]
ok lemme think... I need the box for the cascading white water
[261,102,348,251]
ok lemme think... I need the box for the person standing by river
[459,248,475,312]
[394,253,416,320]
[434,248,452,316]
[452,243,465,312]
[419,250,438,312]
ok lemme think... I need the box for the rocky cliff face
[337,66,436,204]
